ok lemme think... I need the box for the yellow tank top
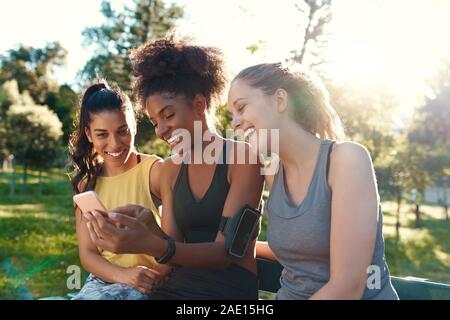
[94,154,161,269]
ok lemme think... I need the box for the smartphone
[73,191,108,214]
[228,206,261,258]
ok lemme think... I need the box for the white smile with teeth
[244,128,256,141]
[106,150,124,157]
[168,135,180,146]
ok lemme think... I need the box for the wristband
[156,235,176,264]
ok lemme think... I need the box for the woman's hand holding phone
[84,204,166,255]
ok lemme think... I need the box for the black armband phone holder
[219,205,261,259]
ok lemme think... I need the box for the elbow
[79,256,91,273]
[78,251,96,274]
[327,276,367,299]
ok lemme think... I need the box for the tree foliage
[80,0,184,91]
[0,42,67,104]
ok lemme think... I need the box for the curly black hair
[130,35,227,114]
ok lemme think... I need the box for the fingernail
[109,212,118,219]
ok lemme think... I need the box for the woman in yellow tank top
[68,80,170,300]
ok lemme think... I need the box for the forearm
[309,279,365,300]
[256,241,277,261]
[80,251,127,284]
[145,235,231,268]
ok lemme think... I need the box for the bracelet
[156,235,176,264]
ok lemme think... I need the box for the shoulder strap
[326,141,336,181]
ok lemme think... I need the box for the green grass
[0,168,80,299]
[381,202,449,284]
[0,168,449,299]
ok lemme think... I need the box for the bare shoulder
[138,153,163,162]
[332,141,372,166]
[160,154,183,186]
[328,141,375,189]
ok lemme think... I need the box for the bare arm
[309,142,378,300]
[256,155,278,261]
[75,207,128,283]
[159,159,184,242]
[149,158,163,200]
[256,241,277,261]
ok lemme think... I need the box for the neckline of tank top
[181,140,229,203]
[278,140,330,209]
[97,154,154,180]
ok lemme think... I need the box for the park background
[0,0,448,299]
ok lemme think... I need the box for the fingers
[135,276,157,294]
[86,211,117,239]
[110,204,144,217]
[86,222,115,252]
[85,215,127,254]
[107,211,140,229]
[141,267,162,281]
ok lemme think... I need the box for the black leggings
[149,263,258,300]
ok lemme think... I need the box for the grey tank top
[267,140,399,300]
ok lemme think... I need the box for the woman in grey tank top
[227,63,399,300]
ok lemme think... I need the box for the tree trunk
[21,162,28,195]
[37,170,42,196]
[395,198,402,238]
[396,194,401,238]
[9,166,15,196]
[414,203,421,228]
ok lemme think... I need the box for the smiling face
[228,78,283,155]
[145,92,205,150]
[85,110,135,166]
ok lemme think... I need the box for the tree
[407,87,450,220]
[80,0,184,148]
[0,43,77,147]
[291,0,333,67]
[3,104,63,195]
[44,85,79,144]
[0,42,67,104]
[0,80,35,160]
[376,141,407,237]
[329,83,398,163]
[80,0,184,91]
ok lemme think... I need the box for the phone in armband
[221,205,262,259]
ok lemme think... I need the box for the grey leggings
[71,274,150,300]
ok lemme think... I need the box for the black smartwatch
[156,235,176,264]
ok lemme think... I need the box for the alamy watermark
[366,265,381,290]
[168,121,280,175]
[66,265,81,290]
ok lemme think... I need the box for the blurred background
[0,0,448,299]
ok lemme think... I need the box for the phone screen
[229,208,260,257]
